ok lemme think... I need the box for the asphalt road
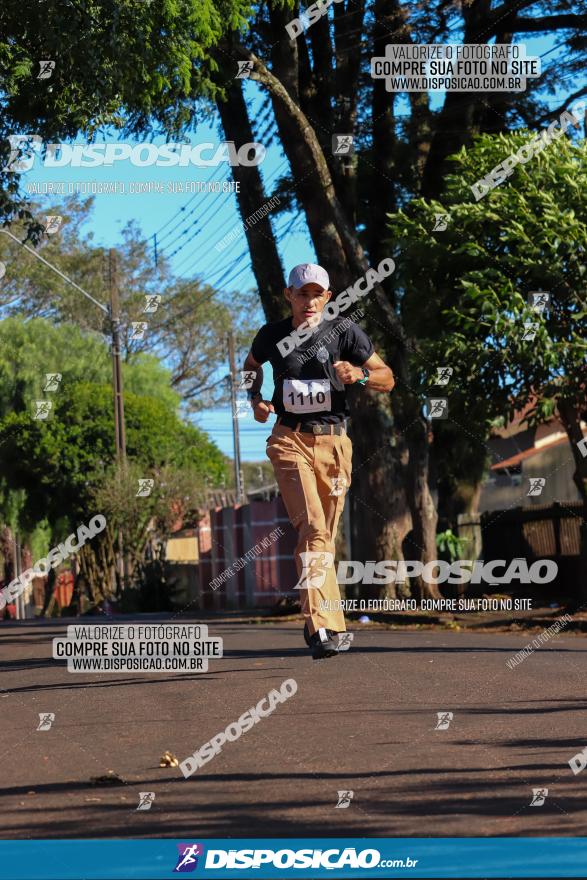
[1,618,587,839]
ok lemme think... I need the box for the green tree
[0,381,228,519]
[0,373,229,600]
[0,316,181,417]
[0,0,253,228]
[0,201,260,409]
[388,132,587,591]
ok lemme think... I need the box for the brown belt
[276,416,346,435]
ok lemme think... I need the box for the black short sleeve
[251,324,273,364]
[340,322,375,365]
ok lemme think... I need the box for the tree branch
[508,13,587,32]
[232,43,406,341]
[481,0,547,37]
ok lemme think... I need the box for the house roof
[491,433,574,470]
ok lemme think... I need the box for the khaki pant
[266,423,352,635]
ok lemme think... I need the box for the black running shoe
[308,628,339,660]
[303,622,311,647]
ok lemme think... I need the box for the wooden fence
[458,501,583,596]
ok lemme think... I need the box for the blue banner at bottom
[0,838,586,879]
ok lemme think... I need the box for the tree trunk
[215,73,288,323]
[405,417,441,599]
[420,0,493,200]
[78,529,117,605]
[370,0,400,263]
[346,384,412,598]
[0,525,15,585]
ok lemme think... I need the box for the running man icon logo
[174,843,204,872]
[236,61,254,78]
[329,475,348,497]
[33,400,52,420]
[130,322,148,340]
[435,367,453,386]
[293,551,335,590]
[44,215,63,235]
[332,134,354,155]
[2,133,43,172]
[143,294,161,313]
[529,788,548,807]
[37,713,55,731]
[44,373,62,392]
[427,398,448,419]
[435,711,453,730]
[136,479,155,497]
[433,213,450,232]
[237,371,257,391]
[38,60,55,79]
[528,291,550,314]
[335,790,354,809]
[527,478,546,497]
[136,792,155,811]
[522,321,538,341]
[337,632,354,652]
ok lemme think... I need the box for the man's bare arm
[242,350,275,423]
[333,351,395,393]
[243,350,264,398]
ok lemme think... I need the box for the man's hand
[253,399,275,423]
[333,360,362,385]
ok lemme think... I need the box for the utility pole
[13,532,25,620]
[109,249,127,465]
[227,330,245,504]
[109,249,129,593]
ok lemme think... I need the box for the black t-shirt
[251,315,374,425]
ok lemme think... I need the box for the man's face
[284,282,332,327]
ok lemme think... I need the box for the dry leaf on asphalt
[159,750,179,767]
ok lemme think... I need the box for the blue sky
[20,82,305,460]
[17,31,572,462]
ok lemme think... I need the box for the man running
[242,263,394,660]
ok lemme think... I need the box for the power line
[151,164,220,240]
[172,158,292,278]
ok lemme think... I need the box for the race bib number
[283,379,331,414]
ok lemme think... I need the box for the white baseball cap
[287,263,330,291]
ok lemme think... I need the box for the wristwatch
[356,367,370,386]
